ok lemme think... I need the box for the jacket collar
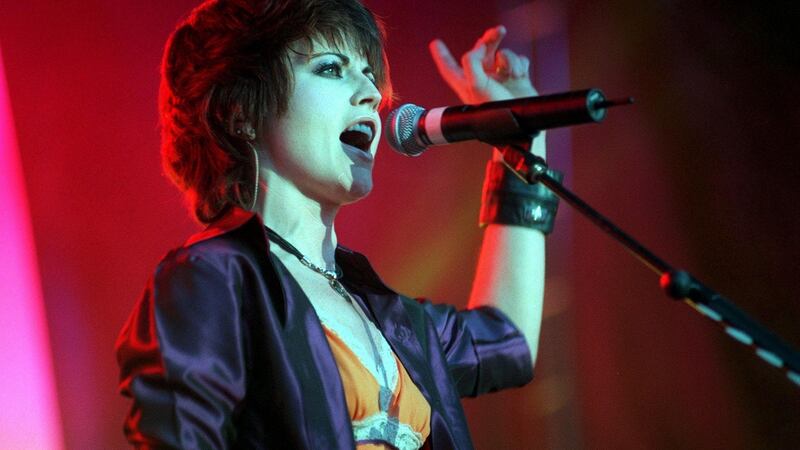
[184,206,397,295]
[183,206,255,247]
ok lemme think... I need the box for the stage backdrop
[1,0,798,448]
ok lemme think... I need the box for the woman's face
[262,38,383,206]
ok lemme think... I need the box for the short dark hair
[160,0,392,223]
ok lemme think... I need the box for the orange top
[323,326,431,449]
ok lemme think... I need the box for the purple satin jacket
[116,207,533,449]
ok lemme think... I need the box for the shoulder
[137,208,274,326]
[156,206,269,277]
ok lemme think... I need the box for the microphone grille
[384,103,427,156]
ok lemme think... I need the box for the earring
[247,142,260,211]
[235,128,256,141]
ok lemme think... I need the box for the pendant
[329,279,351,303]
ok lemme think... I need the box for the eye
[315,61,343,78]
[364,70,377,86]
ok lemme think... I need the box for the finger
[517,55,531,79]
[461,43,489,91]
[429,39,465,89]
[474,25,506,70]
[496,49,528,79]
[494,49,513,78]
[509,52,525,78]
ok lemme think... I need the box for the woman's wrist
[479,160,563,234]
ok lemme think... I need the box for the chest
[280,260,400,388]
[291,269,375,339]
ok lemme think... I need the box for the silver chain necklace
[265,226,394,413]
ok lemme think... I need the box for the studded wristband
[479,160,563,234]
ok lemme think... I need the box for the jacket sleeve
[115,251,247,449]
[418,301,533,398]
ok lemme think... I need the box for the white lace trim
[315,301,399,394]
[352,411,424,450]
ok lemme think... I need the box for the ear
[227,106,257,141]
[231,120,257,141]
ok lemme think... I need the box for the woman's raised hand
[429,25,537,104]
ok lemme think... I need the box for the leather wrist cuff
[479,160,563,234]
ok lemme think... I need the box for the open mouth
[339,121,375,152]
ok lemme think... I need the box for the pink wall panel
[0,46,64,450]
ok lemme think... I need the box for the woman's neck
[255,171,339,271]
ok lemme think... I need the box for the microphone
[385,88,632,156]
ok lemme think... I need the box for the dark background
[1,0,798,448]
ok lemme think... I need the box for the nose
[351,75,382,111]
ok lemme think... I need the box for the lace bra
[318,304,431,450]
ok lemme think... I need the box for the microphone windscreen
[385,103,427,156]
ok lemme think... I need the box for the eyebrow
[309,51,349,64]
[308,51,374,74]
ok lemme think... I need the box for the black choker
[265,226,347,299]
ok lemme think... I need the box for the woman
[116,0,559,448]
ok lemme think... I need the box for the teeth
[345,122,374,142]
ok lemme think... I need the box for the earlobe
[231,120,257,141]
[228,107,258,141]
